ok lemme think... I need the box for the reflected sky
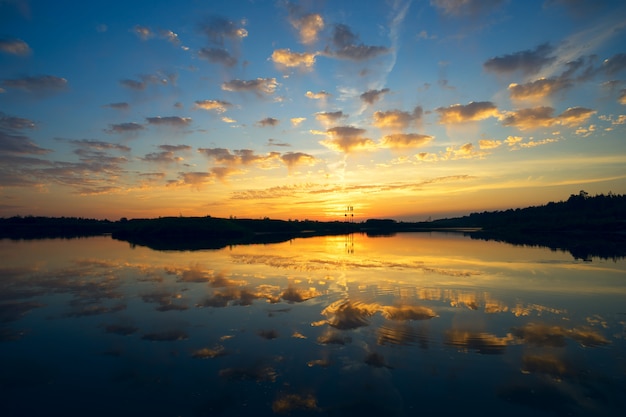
[1,233,625,416]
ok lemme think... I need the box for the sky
[1,0,625,221]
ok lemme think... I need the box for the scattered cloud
[222,78,278,95]
[271,49,318,70]
[431,0,506,17]
[558,106,596,126]
[198,147,279,166]
[319,126,376,153]
[618,89,626,105]
[103,102,129,110]
[501,106,595,130]
[194,99,232,113]
[508,77,573,100]
[119,73,176,91]
[290,117,306,127]
[360,88,390,104]
[132,25,182,46]
[198,47,237,67]
[267,138,291,147]
[146,116,192,127]
[0,38,31,55]
[328,24,389,61]
[436,101,500,124]
[601,53,626,76]
[289,12,324,45]
[380,133,433,149]
[315,111,346,126]
[484,43,556,76]
[142,144,191,164]
[0,131,50,154]
[169,171,214,189]
[199,16,248,44]
[0,113,36,131]
[501,106,556,129]
[67,139,130,153]
[257,117,279,127]
[305,90,331,100]
[105,122,144,134]
[2,75,67,93]
[478,139,502,149]
[373,106,423,131]
[280,152,316,169]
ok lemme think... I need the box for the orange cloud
[436,101,500,124]
[508,77,572,100]
[271,49,318,69]
[373,106,423,131]
[380,133,433,149]
[478,139,502,149]
[289,13,324,45]
[319,126,376,153]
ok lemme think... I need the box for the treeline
[423,191,626,233]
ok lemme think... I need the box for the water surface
[1,233,625,416]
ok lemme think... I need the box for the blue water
[1,233,624,416]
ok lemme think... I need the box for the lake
[1,232,625,416]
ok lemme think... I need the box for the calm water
[1,232,625,416]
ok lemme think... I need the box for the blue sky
[1,0,626,220]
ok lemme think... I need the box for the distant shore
[1,192,625,258]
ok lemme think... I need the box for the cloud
[478,139,502,149]
[170,171,214,189]
[194,99,232,113]
[0,112,36,131]
[222,78,278,95]
[502,106,596,130]
[290,117,306,127]
[373,106,423,130]
[198,47,237,67]
[289,12,324,45]
[0,131,50,154]
[257,117,279,127]
[103,102,129,110]
[280,152,316,169]
[266,138,291,147]
[558,106,596,126]
[198,148,280,167]
[271,49,318,70]
[305,90,331,100]
[436,101,500,124]
[105,122,144,134]
[146,116,192,127]
[141,144,190,164]
[0,38,31,55]
[431,0,506,17]
[508,77,573,100]
[619,89,626,105]
[360,88,390,104]
[380,133,433,149]
[601,53,626,76]
[315,111,346,126]
[119,73,177,91]
[199,16,248,44]
[67,139,130,153]
[329,24,389,61]
[2,75,67,93]
[417,143,485,161]
[319,126,376,153]
[501,106,556,129]
[0,113,48,155]
[483,43,556,76]
[132,25,181,46]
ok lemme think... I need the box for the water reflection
[0,233,624,416]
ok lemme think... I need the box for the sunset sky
[1,0,625,221]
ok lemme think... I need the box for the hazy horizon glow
[1,0,625,221]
